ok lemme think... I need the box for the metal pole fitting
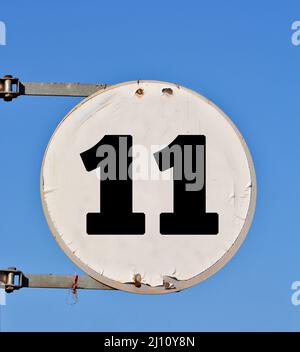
[0,75,20,101]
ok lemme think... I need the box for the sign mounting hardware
[1,75,256,295]
[0,74,109,101]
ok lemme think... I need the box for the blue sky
[0,1,299,331]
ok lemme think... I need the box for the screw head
[5,285,14,293]
[164,281,175,290]
[135,88,144,97]
[4,93,13,102]
[162,88,173,95]
[134,273,142,287]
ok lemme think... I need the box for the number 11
[80,135,219,235]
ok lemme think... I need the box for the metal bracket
[0,74,109,101]
[0,268,114,293]
[0,75,21,101]
[0,75,119,293]
[0,268,23,292]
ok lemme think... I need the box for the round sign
[41,80,256,294]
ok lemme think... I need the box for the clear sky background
[0,1,299,331]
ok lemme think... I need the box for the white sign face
[41,81,256,294]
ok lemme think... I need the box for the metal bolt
[164,281,175,290]
[5,285,14,293]
[135,88,144,97]
[3,75,14,101]
[4,94,13,102]
[162,88,173,96]
[134,273,142,288]
[5,267,17,293]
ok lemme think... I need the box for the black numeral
[80,135,145,234]
[154,135,218,234]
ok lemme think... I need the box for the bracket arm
[0,75,109,101]
[0,268,114,293]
